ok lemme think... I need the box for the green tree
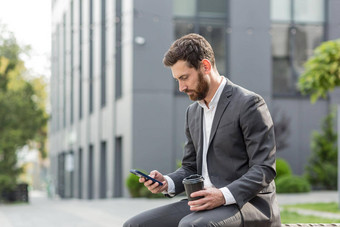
[305,110,338,190]
[298,39,340,103]
[297,39,339,190]
[0,25,48,199]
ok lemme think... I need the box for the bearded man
[124,33,281,227]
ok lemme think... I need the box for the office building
[50,0,340,198]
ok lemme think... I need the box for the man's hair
[163,33,215,70]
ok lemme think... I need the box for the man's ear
[201,59,212,73]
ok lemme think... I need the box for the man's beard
[184,71,209,101]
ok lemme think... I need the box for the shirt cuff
[219,187,236,205]
[162,175,176,196]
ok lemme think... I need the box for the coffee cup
[182,174,204,201]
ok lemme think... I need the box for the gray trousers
[123,199,243,227]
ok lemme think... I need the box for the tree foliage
[0,24,48,197]
[298,39,340,103]
[305,109,338,190]
[297,39,339,190]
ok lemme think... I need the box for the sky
[0,0,51,78]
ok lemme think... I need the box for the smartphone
[130,169,163,186]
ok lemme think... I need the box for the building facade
[49,0,340,199]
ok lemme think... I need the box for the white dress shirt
[165,76,236,205]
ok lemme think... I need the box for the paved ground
[0,191,338,227]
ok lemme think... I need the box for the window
[114,137,122,197]
[53,26,60,132]
[173,0,228,94]
[199,23,226,75]
[79,0,83,119]
[58,152,66,198]
[78,147,83,198]
[89,0,94,113]
[88,144,94,199]
[63,13,67,127]
[197,0,228,18]
[70,0,74,124]
[174,20,195,41]
[115,0,122,99]
[100,141,107,198]
[101,0,106,107]
[66,151,74,198]
[271,0,325,95]
[173,0,195,17]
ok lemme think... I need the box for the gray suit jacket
[168,79,281,226]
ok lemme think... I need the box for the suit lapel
[208,80,233,147]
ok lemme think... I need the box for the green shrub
[125,170,164,199]
[126,172,143,197]
[139,186,164,199]
[305,109,338,190]
[276,175,311,193]
[276,158,292,179]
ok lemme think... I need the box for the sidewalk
[277,191,338,205]
[0,191,338,227]
[0,191,183,227]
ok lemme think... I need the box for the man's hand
[187,188,226,211]
[139,170,168,194]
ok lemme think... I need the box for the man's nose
[178,81,187,92]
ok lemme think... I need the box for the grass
[283,202,340,214]
[280,210,340,224]
[281,202,340,224]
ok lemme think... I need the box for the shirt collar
[198,77,226,109]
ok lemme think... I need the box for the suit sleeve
[167,105,198,195]
[227,95,277,208]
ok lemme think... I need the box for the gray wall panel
[229,0,270,27]
[132,93,174,173]
[174,96,193,170]
[133,0,173,92]
[132,0,174,174]
[327,0,340,39]
[228,0,272,101]
[273,98,328,174]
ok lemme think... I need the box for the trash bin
[15,183,29,203]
